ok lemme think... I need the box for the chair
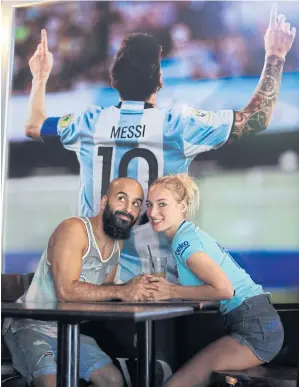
[1,273,34,386]
[212,364,298,385]
[1,273,34,302]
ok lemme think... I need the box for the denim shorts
[4,327,112,385]
[224,294,284,362]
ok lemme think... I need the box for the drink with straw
[147,245,167,278]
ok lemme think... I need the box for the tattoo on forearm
[231,55,285,141]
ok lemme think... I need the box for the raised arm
[25,29,52,139]
[49,220,158,302]
[230,5,296,141]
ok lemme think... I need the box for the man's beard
[102,202,137,240]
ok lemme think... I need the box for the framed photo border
[1,0,57,273]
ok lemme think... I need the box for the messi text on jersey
[110,125,146,139]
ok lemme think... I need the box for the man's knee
[90,364,124,387]
[4,328,57,385]
[32,374,56,387]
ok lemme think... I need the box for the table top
[2,301,194,323]
[95,300,219,310]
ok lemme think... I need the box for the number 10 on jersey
[98,146,158,198]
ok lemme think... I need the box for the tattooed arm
[231,55,285,140]
[230,5,296,141]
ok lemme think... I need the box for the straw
[147,245,155,272]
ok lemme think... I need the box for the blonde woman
[146,174,284,387]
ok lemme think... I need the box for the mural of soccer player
[24,4,295,284]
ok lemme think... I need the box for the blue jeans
[224,294,284,362]
[4,327,112,385]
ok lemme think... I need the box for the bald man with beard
[3,177,158,387]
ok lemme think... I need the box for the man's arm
[49,220,158,302]
[25,80,48,139]
[230,5,296,141]
[25,29,52,139]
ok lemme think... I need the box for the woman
[146,174,284,387]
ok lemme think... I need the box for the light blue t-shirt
[172,221,264,314]
[41,101,234,284]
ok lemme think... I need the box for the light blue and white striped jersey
[41,101,234,283]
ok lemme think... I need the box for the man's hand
[29,29,53,82]
[121,275,159,301]
[265,4,296,59]
[147,276,174,301]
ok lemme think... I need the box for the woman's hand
[122,275,159,301]
[148,276,174,300]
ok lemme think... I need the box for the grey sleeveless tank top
[3,217,120,337]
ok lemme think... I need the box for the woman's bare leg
[164,335,264,387]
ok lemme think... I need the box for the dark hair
[110,33,162,101]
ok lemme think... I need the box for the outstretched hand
[264,4,296,59]
[29,29,53,81]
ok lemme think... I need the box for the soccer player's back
[49,98,233,282]
[25,10,296,283]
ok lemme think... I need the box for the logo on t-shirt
[175,241,190,256]
[190,108,215,125]
[58,113,74,131]
[193,109,206,118]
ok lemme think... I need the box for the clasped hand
[122,274,173,301]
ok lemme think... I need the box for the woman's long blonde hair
[150,173,200,219]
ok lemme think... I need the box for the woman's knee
[106,368,124,387]
[90,364,124,387]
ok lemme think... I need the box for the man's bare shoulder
[55,217,86,233]
[49,217,87,246]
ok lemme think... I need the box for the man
[3,177,158,387]
[24,5,295,284]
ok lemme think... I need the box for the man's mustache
[114,210,134,222]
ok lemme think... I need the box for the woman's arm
[150,251,234,301]
[172,251,234,300]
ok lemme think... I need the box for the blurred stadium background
[3,1,299,302]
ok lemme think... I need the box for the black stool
[212,364,298,385]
